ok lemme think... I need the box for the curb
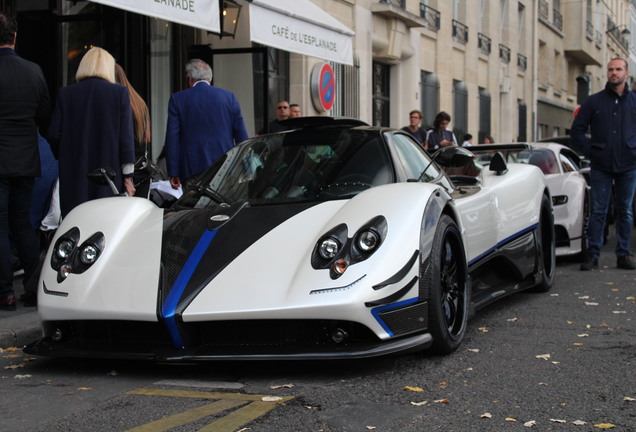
[0,312,41,349]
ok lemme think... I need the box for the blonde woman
[115,64,152,198]
[48,47,135,216]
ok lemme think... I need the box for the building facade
[1,0,632,157]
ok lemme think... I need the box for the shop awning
[249,0,354,65]
[89,0,220,33]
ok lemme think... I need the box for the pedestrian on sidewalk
[571,57,636,271]
[0,11,50,310]
[48,47,136,217]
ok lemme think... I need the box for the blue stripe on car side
[161,229,217,348]
[371,296,419,337]
[468,223,538,266]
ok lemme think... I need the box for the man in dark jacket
[0,12,50,310]
[165,59,248,190]
[571,57,636,271]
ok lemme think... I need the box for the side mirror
[433,146,475,168]
[87,167,120,195]
[87,167,116,185]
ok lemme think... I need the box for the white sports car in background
[472,143,589,258]
[26,118,555,361]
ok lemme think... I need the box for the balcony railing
[420,3,440,31]
[452,19,468,44]
[517,53,527,71]
[378,0,405,8]
[499,44,511,63]
[586,21,593,40]
[553,8,562,30]
[478,32,491,55]
[538,0,549,21]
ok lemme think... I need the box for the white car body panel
[38,197,164,322]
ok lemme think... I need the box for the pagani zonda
[26,117,555,361]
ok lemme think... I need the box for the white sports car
[26,118,555,361]
[471,143,589,257]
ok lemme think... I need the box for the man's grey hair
[186,59,213,82]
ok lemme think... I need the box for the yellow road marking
[124,388,294,432]
[125,399,246,432]
[197,401,283,432]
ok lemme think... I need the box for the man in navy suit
[165,59,248,190]
[0,12,50,310]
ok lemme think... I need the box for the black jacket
[571,83,636,173]
[0,48,50,177]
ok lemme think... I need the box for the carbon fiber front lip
[25,333,433,361]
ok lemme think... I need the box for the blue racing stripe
[371,296,419,337]
[468,223,538,266]
[161,229,217,348]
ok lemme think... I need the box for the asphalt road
[1,233,634,432]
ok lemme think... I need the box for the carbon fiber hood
[159,202,318,317]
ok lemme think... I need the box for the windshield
[177,127,394,208]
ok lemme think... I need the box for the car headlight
[356,229,379,252]
[552,195,568,206]
[50,228,105,282]
[318,238,340,259]
[79,244,98,265]
[56,239,75,259]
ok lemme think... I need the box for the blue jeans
[586,168,636,259]
[0,177,39,295]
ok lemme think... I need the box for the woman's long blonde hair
[115,64,151,145]
[76,47,116,84]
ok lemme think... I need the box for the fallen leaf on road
[572,420,587,425]
[4,364,24,370]
[627,296,635,300]
[551,361,561,365]
[573,343,584,346]
[567,321,574,324]
[403,386,425,392]
[106,370,118,376]
[535,354,551,360]
[505,417,517,422]
[262,396,283,402]
[524,420,537,427]
[5,347,19,352]
[77,387,93,391]
[578,334,589,337]
[366,426,376,430]
[550,419,566,423]
[270,383,294,389]
[478,327,489,333]
[411,401,428,406]
[578,296,589,299]
[467,348,480,353]
[612,311,626,314]
[550,293,559,296]
[624,397,635,402]
[539,382,549,386]
[433,398,449,403]
[3,354,21,359]
[594,424,616,429]
[14,374,31,379]
[507,317,520,322]
[480,412,492,418]
[585,302,599,306]
[439,382,447,388]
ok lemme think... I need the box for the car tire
[423,214,469,354]
[532,194,556,292]
[577,193,590,260]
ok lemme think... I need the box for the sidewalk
[0,275,41,349]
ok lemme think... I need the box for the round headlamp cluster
[50,228,105,282]
[312,216,388,279]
